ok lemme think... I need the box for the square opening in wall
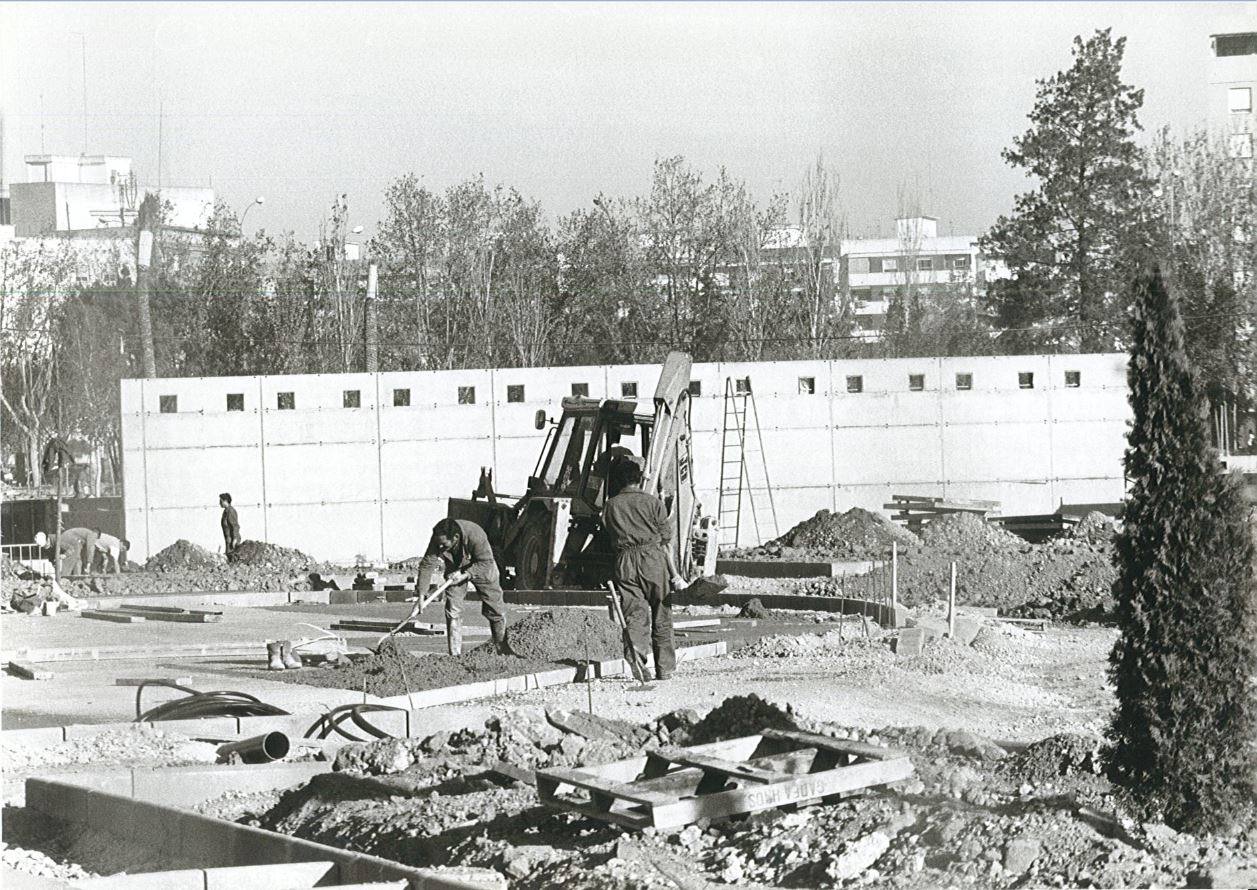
[343,390,361,408]
[571,383,590,397]
[1065,370,1081,388]
[1018,372,1034,390]
[507,385,525,403]
[277,392,295,410]
[688,380,703,397]
[955,373,973,391]
[735,377,752,395]
[846,375,863,394]
[798,377,816,395]
[159,395,178,414]
[908,374,925,392]
[621,381,638,398]
[226,393,244,411]
[458,386,476,405]
[393,388,411,407]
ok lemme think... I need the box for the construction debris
[733,507,921,561]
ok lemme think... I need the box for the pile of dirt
[231,540,313,570]
[1067,511,1118,544]
[683,693,801,744]
[737,508,921,561]
[504,609,624,663]
[1007,733,1103,783]
[145,539,225,572]
[246,702,1257,890]
[920,511,1024,553]
[732,629,851,658]
[258,610,628,698]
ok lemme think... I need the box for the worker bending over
[602,458,688,681]
[54,527,98,576]
[415,518,511,656]
[93,531,130,574]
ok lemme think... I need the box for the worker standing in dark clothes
[602,459,687,681]
[415,518,511,656]
[219,493,241,559]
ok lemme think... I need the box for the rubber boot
[446,616,463,656]
[489,618,511,656]
[266,641,285,671]
[280,640,302,669]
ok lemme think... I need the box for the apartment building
[1210,30,1257,173]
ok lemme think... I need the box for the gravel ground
[0,725,220,776]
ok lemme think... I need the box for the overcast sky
[2,1,1252,239]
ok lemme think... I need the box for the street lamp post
[239,196,265,232]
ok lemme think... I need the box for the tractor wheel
[515,524,550,590]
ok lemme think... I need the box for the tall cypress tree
[1107,268,1257,832]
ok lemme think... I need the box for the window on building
[1228,133,1254,160]
[458,386,476,405]
[277,392,295,410]
[1230,87,1253,113]
[1065,370,1082,388]
[393,388,411,407]
[159,395,178,414]
[798,376,816,395]
[620,381,638,398]
[571,383,589,398]
[951,255,971,270]
[343,389,361,408]
[735,377,752,395]
[1215,33,1257,57]
[846,375,863,394]
[226,393,244,411]
[507,384,525,403]
[908,374,925,392]
[868,257,883,274]
[881,257,899,272]
[688,380,703,397]
[955,373,973,391]
[917,258,934,271]
[849,257,871,275]
[1018,372,1034,390]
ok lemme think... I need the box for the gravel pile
[231,539,314,570]
[504,609,624,663]
[735,507,921,561]
[920,511,1024,553]
[732,629,850,658]
[146,539,225,572]
[683,693,801,744]
[1067,511,1118,544]
[1,843,95,883]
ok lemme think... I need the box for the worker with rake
[603,458,685,681]
[415,518,511,656]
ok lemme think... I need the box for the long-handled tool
[373,572,467,652]
[606,580,649,684]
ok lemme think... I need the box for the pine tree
[1107,268,1257,832]
[982,29,1151,352]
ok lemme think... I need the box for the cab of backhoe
[528,398,655,515]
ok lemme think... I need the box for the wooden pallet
[535,727,913,829]
[886,493,1000,534]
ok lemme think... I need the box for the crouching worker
[602,458,686,681]
[415,518,510,656]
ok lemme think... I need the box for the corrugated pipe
[217,731,291,764]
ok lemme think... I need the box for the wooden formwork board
[536,727,912,829]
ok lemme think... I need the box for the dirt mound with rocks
[920,511,1023,553]
[1067,511,1118,544]
[145,540,225,572]
[737,508,921,561]
[684,694,801,744]
[231,540,313,570]
[1007,733,1103,783]
[504,609,624,663]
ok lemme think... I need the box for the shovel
[372,572,466,653]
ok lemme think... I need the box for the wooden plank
[116,610,223,624]
[646,757,913,829]
[117,604,222,616]
[81,610,146,623]
[115,677,193,687]
[536,767,674,807]
[761,728,905,761]
[648,748,782,784]
[673,618,721,629]
[7,661,53,680]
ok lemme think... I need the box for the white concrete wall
[120,353,1131,563]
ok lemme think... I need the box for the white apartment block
[1210,30,1257,173]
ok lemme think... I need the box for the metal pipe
[217,731,290,764]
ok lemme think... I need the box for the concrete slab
[895,628,926,656]
[952,616,984,647]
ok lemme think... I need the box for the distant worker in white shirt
[93,531,130,574]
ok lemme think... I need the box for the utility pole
[364,262,379,372]
[133,194,159,378]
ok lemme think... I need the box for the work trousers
[445,576,509,635]
[614,546,676,679]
